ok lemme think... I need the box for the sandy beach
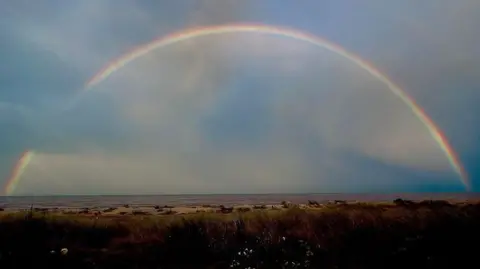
[1,198,476,217]
[2,201,316,216]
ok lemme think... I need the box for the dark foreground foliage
[1,201,480,269]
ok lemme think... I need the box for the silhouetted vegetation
[132,210,151,216]
[307,200,321,207]
[236,207,251,213]
[0,200,479,269]
[103,207,116,213]
[217,205,234,214]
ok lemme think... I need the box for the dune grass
[0,201,479,269]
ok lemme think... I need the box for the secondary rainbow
[3,150,35,195]
[82,23,469,190]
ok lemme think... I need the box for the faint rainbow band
[4,150,35,195]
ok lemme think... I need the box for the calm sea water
[0,193,478,209]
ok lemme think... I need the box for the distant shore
[1,198,478,217]
[1,192,478,210]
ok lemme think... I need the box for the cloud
[2,0,476,194]
[0,103,43,153]
[2,0,256,76]
[341,0,480,154]
[0,102,30,115]
[3,1,156,74]
[17,148,309,195]
[13,33,461,195]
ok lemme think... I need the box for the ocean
[0,193,478,209]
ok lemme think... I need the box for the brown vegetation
[132,210,151,216]
[0,200,479,269]
[253,205,267,210]
[103,207,116,213]
[217,205,234,214]
[307,200,321,207]
[236,207,251,213]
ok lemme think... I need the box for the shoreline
[1,193,477,210]
[1,198,478,217]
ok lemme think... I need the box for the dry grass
[0,200,479,269]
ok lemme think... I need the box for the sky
[0,0,479,195]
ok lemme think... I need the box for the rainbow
[81,23,468,189]
[3,150,35,195]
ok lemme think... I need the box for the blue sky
[0,0,478,195]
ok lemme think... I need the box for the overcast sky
[0,0,479,195]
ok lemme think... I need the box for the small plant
[79,208,90,214]
[103,207,116,213]
[393,198,415,207]
[132,210,150,215]
[219,206,234,214]
[161,210,177,215]
[236,207,251,213]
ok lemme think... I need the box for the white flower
[60,248,68,255]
